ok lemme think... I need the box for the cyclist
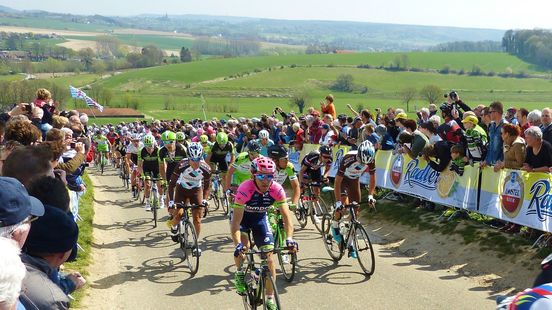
[106,127,119,159]
[176,131,189,150]
[126,134,143,196]
[331,140,377,257]
[256,129,274,156]
[93,129,111,167]
[137,134,164,211]
[114,132,128,169]
[298,145,333,215]
[225,140,262,193]
[167,142,211,255]
[199,134,212,159]
[206,132,235,189]
[231,157,297,309]
[267,144,300,206]
[159,130,188,208]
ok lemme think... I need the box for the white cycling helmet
[188,142,204,161]
[258,129,269,139]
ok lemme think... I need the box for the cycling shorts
[304,169,322,182]
[340,177,360,204]
[210,157,229,172]
[143,169,160,180]
[240,212,274,251]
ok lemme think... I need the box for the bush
[440,65,451,74]
[330,74,355,92]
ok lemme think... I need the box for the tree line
[503,29,552,68]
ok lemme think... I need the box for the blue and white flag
[69,85,104,112]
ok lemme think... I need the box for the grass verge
[64,172,94,307]
[367,192,549,259]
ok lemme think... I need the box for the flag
[69,85,103,112]
[69,85,85,99]
[84,95,104,112]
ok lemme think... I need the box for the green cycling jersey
[273,161,297,185]
[94,135,110,152]
[231,152,253,185]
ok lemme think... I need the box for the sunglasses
[255,174,274,181]
[190,157,202,162]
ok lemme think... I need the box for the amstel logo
[501,171,524,218]
[390,155,403,189]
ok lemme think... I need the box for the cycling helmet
[200,135,209,144]
[267,144,288,160]
[161,130,176,143]
[176,132,186,142]
[143,134,155,147]
[497,284,552,310]
[188,142,203,160]
[258,130,269,139]
[319,145,332,156]
[251,157,276,175]
[247,140,262,153]
[357,140,375,164]
[216,132,228,145]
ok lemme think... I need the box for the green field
[25,51,547,123]
[65,34,194,51]
[0,16,117,32]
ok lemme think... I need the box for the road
[82,169,495,309]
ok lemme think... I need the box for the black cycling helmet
[319,145,332,156]
[247,140,262,153]
[267,144,288,160]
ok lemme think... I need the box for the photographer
[446,91,472,116]
[437,103,462,144]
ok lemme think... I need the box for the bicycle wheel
[182,221,199,276]
[212,181,221,211]
[276,227,297,282]
[100,154,105,175]
[295,200,308,229]
[152,191,158,228]
[353,223,376,276]
[222,194,229,216]
[321,214,344,261]
[261,271,282,310]
[310,201,325,233]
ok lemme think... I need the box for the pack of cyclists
[90,120,378,310]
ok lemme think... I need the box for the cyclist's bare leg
[265,252,276,296]
[144,178,151,199]
[191,208,202,237]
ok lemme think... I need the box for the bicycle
[268,206,297,282]
[238,249,283,310]
[120,158,130,189]
[321,193,376,276]
[131,165,143,200]
[296,182,332,233]
[209,169,223,213]
[144,174,161,228]
[98,151,108,175]
[175,203,201,276]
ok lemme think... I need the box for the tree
[400,87,417,112]
[180,47,192,62]
[419,85,442,105]
[91,60,107,76]
[331,74,355,92]
[44,58,62,77]
[289,89,309,114]
[78,48,95,71]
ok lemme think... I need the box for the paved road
[82,169,495,309]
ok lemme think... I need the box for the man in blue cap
[0,176,45,248]
[19,205,83,310]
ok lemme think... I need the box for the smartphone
[70,142,76,148]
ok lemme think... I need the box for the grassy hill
[85,51,552,123]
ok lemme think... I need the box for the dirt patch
[365,213,540,295]
[57,39,97,51]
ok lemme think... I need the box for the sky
[1,0,551,30]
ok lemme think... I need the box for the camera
[70,142,76,148]
[444,91,458,100]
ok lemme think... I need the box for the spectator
[346,117,363,150]
[374,125,395,150]
[2,146,52,187]
[528,109,542,128]
[437,103,462,144]
[320,94,336,119]
[291,122,305,151]
[4,120,42,146]
[480,107,492,132]
[398,129,429,160]
[506,107,519,125]
[308,111,323,144]
[0,141,22,175]
[461,115,488,163]
[419,121,442,145]
[0,177,45,248]
[417,107,430,125]
[523,126,552,172]
[422,140,452,172]
[0,237,26,310]
[494,123,526,172]
[517,108,530,138]
[319,124,335,146]
[450,145,467,176]
[428,114,441,128]
[27,176,71,213]
[362,124,380,146]
[540,108,552,145]
[483,101,507,166]
[20,206,83,310]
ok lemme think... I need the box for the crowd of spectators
[0,88,88,309]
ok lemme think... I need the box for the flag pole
[200,93,207,120]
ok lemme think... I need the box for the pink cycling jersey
[234,180,287,213]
